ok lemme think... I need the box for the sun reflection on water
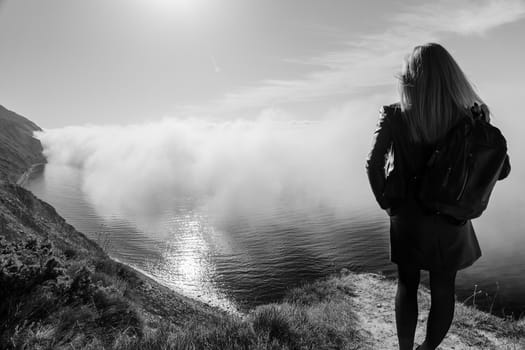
[147,210,239,313]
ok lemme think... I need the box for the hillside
[0,182,231,349]
[0,105,523,349]
[0,105,46,183]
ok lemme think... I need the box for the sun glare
[149,0,201,17]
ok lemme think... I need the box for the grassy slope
[0,183,231,349]
[0,105,523,349]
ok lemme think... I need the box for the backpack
[417,108,508,221]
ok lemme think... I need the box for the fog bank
[37,97,389,221]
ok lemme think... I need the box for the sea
[24,163,525,318]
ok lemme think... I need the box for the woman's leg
[420,269,457,350]
[396,264,420,350]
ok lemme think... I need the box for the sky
[3,1,525,312]
[1,0,525,128]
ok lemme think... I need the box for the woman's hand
[471,103,490,122]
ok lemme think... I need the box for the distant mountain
[0,105,46,183]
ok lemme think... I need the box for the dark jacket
[366,103,510,271]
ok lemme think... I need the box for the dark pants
[396,264,457,350]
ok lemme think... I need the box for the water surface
[25,164,525,317]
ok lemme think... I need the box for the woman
[366,43,510,350]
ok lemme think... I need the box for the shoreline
[110,256,242,316]
[18,162,239,315]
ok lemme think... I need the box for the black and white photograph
[0,0,523,349]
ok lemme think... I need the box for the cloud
[37,94,388,221]
[393,0,525,36]
[35,0,525,225]
[177,0,525,117]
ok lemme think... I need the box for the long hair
[398,43,485,143]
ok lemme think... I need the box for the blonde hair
[398,43,485,143]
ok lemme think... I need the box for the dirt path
[347,273,524,349]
